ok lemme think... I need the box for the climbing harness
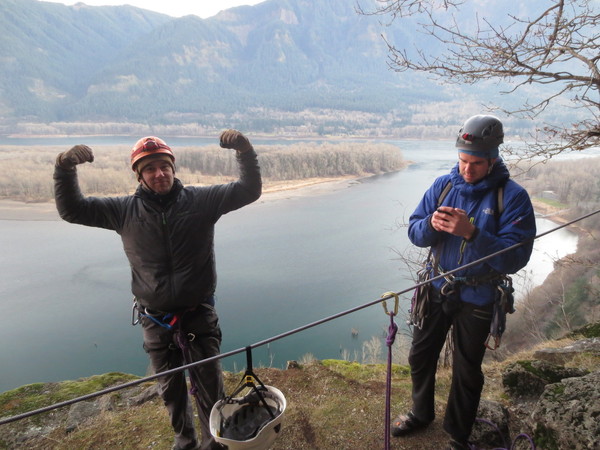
[132,299,212,416]
[485,276,515,350]
[381,292,399,450]
[210,347,286,450]
[131,298,180,329]
[439,272,515,350]
[172,316,211,416]
[409,257,433,329]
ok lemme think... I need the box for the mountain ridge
[0,0,554,136]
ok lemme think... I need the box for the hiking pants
[142,304,224,450]
[408,292,493,442]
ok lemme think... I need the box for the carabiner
[131,298,140,326]
[485,334,501,350]
[440,281,455,297]
[381,291,399,316]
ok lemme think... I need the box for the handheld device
[437,208,453,216]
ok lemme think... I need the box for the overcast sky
[47,0,266,18]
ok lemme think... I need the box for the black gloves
[56,145,94,170]
[219,130,253,153]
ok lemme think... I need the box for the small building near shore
[541,190,558,201]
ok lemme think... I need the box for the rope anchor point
[381,291,399,316]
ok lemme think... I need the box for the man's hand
[431,207,477,240]
[56,145,94,170]
[219,129,253,153]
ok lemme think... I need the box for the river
[0,139,578,393]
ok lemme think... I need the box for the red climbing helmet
[130,136,175,172]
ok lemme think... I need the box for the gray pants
[142,304,224,450]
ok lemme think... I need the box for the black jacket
[54,150,261,312]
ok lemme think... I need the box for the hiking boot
[171,440,200,450]
[391,411,431,437]
[446,437,472,449]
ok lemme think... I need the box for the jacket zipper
[457,216,475,266]
[161,211,177,304]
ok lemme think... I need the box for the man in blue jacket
[391,115,536,449]
[54,131,261,450]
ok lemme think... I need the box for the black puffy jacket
[54,150,261,312]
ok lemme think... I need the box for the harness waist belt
[137,295,216,317]
[437,265,504,286]
[458,273,504,286]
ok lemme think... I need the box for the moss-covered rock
[502,360,588,399]
[567,321,600,339]
[531,371,600,450]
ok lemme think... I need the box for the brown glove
[56,145,94,170]
[219,129,253,153]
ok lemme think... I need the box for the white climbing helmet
[209,385,287,450]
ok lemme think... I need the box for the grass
[1,362,449,449]
[0,373,140,417]
[534,197,568,209]
[2,329,598,449]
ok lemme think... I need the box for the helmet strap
[139,177,154,193]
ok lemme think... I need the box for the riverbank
[530,198,589,237]
[0,176,360,221]
[1,183,572,223]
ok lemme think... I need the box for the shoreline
[0,176,360,221]
[1,181,579,229]
[531,199,584,236]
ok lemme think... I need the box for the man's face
[458,152,495,184]
[139,158,175,194]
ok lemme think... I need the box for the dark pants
[142,304,224,450]
[408,293,493,442]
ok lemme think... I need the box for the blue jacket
[408,159,536,306]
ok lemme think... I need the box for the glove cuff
[56,153,75,170]
[236,144,254,154]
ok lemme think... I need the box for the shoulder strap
[429,180,454,272]
[497,184,504,216]
[437,180,453,208]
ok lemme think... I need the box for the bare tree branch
[359,0,600,158]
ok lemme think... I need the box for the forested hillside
[0,0,548,138]
[502,157,600,353]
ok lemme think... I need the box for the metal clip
[131,298,140,326]
[485,334,501,351]
[381,291,399,316]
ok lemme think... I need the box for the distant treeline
[178,141,406,180]
[502,156,600,353]
[0,141,406,202]
[518,156,600,230]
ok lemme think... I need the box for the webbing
[381,292,399,450]
[1,207,599,426]
[474,417,536,449]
